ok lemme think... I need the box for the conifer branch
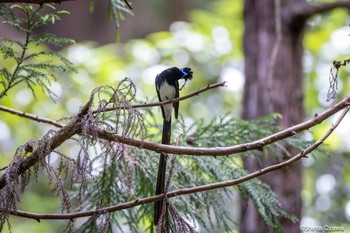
[0,105,64,127]
[0,82,226,127]
[0,99,93,190]
[5,88,343,158]
[0,4,75,100]
[0,0,133,9]
[92,81,226,113]
[7,105,349,221]
[95,95,350,155]
[290,0,350,21]
[0,95,349,192]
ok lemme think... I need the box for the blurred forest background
[1,0,350,232]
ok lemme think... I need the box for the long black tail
[154,118,171,226]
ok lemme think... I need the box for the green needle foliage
[172,115,301,232]
[74,112,306,233]
[0,3,75,100]
[0,3,314,233]
[108,0,134,41]
[88,0,133,40]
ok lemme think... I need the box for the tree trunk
[240,0,305,232]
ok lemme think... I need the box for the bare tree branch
[92,81,226,114]
[0,95,349,192]
[7,105,349,221]
[2,83,348,158]
[95,96,350,155]
[290,0,350,20]
[0,98,93,190]
[0,82,226,127]
[0,105,64,128]
[123,0,132,9]
[0,81,224,190]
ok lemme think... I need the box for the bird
[154,66,193,226]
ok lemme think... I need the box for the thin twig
[8,106,349,221]
[92,81,226,114]
[0,82,226,127]
[123,0,132,9]
[0,105,64,128]
[0,96,349,193]
[0,82,224,191]
[290,1,350,21]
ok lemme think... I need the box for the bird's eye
[179,68,187,76]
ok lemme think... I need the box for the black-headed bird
[154,67,193,226]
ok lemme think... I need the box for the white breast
[158,82,176,121]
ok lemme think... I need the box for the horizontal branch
[95,96,350,156]
[290,0,350,20]
[92,81,226,114]
[9,106,349,221]
[0,94,349,194]
[2,87,348,158]
[0,98,93,190]
[0,105,64,128]
[0,82,222,190]
[1,95,349,192]
[0,82,226,127]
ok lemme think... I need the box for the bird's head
[177,67,193,81]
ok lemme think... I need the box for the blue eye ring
[178,68,187,79]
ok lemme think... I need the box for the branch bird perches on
[5,105,350,221]
[0,90,350,191]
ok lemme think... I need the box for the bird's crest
[178,67,193,80]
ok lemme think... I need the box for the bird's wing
[156,83,166,120]
[173,80,179,119]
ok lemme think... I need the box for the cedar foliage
[0,3,314,233]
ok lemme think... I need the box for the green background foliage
[1,0,350,232]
